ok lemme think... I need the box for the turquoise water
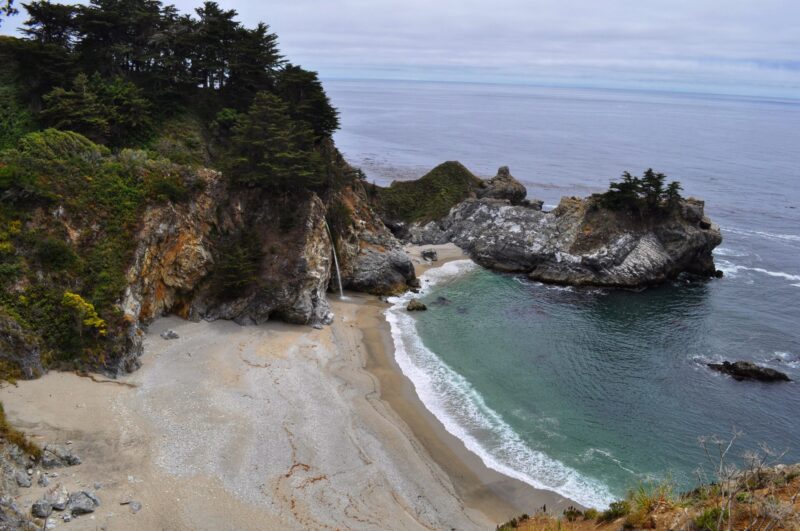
[406,266,800,505]
[331,80,800,508]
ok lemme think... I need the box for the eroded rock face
[408,195,722,287]
[119,171,335,373]
[476,166,527,205]
[332,184,416,295]
[0,311,44,379]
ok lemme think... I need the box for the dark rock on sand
[708,361,791,382]
[67,491,99,515]
[421,249,438,261]
[31,499,52,518]
[160,330,179,340]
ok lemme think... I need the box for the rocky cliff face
[405,170,722,287]
[116,172,415,374]
[331,184,416,295]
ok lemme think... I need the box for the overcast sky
[3,0,799,97]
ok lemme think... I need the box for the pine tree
[276,64,339,139]
[227,91,323,190]
[22,1,77,47]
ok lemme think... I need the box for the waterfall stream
[324,221,344,298]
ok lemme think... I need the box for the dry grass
[0,401,41,459]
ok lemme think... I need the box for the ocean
[327,79,800,508]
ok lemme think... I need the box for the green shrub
[375,161,482,223]
[599,500,631,522]
[0,84,34,150]
[562,506,582,521]
[694,506,727,530]
[582,508,599,520]
[212,234,263,299]
[34,237,77,271]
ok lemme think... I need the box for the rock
[42,444,81,468]
[159,329,179,340]
[521,198,545,210]
[67,491,99,515]
[476,166,527,205]
[433,296,451,306]
[47,487,69,511]
[129,501,142,514]
[408,194,722,288]
[0,309,45,380]
[37,474,49,487]
[421,249,438,261]
[62,513,71,522]
[120,173,338,375]
[31,499,53,518]
[406,299,427,311]
[708,361,791,382]
[0,495,37,530]
[714,269,724,278]
[332,184,417,295]
[15,470,31,488]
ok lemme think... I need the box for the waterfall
[324,221,344,298]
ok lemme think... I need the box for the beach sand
[0,243,575,530]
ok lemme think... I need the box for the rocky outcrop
[0,311,44,380]
[118,170,336,373]
[476,166,527,205]
[708,361,792,382]
[407,192,722,287]
[116,172,416,374]
[330,184,416,295]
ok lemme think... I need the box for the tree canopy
[600,169,683,213]
[0,0,342,194]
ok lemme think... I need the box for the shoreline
[372,244,580,518]
[0,243,577,529]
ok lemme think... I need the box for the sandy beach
[0,244,575,530]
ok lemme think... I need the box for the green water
[405,264,799,506]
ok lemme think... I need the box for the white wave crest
[715,261,800,286]
[726,227,800,243]
[386,260,615,509]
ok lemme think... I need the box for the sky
[3,0,799,98]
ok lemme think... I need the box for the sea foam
[386,260,615,509]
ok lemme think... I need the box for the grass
[0,401,41,459]
[373,161,482,223]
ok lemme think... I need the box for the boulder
[14,470,31,488]
[421,249,438,261]
[47,487,69,512]
[477,166,527,205]
[406,299,427,312]
[708,361,791,382]
[67,491,99,515]
[331,185,417,296]
[41,445,81,468]
[31,499,52,518]
[159,330,179,340]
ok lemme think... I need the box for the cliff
[0,131,415,378]
[386,165,722,287]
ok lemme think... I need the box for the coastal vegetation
[599,168,683,213]
[370,161,483,223]
[497,436,800,531]
[0,0,354,376]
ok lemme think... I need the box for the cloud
[4,0,798,96]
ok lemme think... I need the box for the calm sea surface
[328,79,800,507]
